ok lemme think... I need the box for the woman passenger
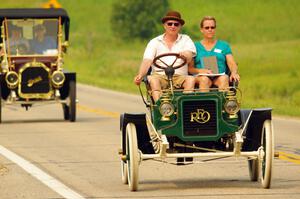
[188,16,240,91]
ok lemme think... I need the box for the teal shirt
[194,40,232,73]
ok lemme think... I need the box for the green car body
[151,90,240,142]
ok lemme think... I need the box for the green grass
[1,0,300,117]
[236,40,300,116]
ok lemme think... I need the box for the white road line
[0,145,86,199]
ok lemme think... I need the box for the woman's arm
[226,54,240,82]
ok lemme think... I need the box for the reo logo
[27,76,43,87]
[190,109,210,124]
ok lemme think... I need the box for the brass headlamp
[159,92,174,121]
[51,70,65,88]
[224,89,240,118]
[5,71,19,89]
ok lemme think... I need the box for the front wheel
[126,123,139,191]
[61,81,76,122]
[0,88,2,123]
[68,81,76,122]
[259,120,274,188]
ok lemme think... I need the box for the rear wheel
[121,159,128,184]
[248,158,259,181]
[126,123,139,191]
[120,115,128,184]
[62,103,69,120]
[259,120,274,188]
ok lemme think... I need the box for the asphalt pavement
[0,84,299,199]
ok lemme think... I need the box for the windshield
[4,19,59,56]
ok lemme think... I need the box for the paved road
[0,84,299,199]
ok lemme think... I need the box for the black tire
[120,113,124,131]
[248,158,259,181]
[62,103,69,120]
[69,81,76,122]
[0,87,2,124]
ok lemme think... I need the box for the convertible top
[0,8,70,40]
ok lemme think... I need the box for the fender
[59,71,76,99]
[0,73,10,100]
[240,108,272,151]
[120,113,155,155]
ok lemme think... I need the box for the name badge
[214,48,222,53]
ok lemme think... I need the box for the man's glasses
[166,22,180,27]
[203,26,216,30]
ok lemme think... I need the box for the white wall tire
[259,120,274,188]
[126,123,139,191]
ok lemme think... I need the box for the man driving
[134,11,196,102]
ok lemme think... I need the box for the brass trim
[224,90,240,117]
[51,70,65,88]
[1,19,11,70]
[159,92,174,121]
[190,108,211,124]
[5,71,19,89]
[159,102,174,117]
[18,61,53,99]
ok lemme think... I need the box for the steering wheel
[153,53,187,70]
[152,53,187,81]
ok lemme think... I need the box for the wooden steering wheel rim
[152,53,187,70]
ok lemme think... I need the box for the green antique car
[119,53,274,191]
[0,8,76,122]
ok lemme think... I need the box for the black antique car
[119,53,274,191]
[0,8,76,122]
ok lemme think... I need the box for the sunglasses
[203,26,216,30]
[166,22,180,27]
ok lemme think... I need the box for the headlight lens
[5,71,19,88]
[51,71,65,88]
[159,102,174,116]
[224,100,240,114]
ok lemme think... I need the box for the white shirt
[143,34,196,75]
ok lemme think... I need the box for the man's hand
[178,52,187,60]
[134,74,143,85]
[134,59,152,85]
[179,51,192,63]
